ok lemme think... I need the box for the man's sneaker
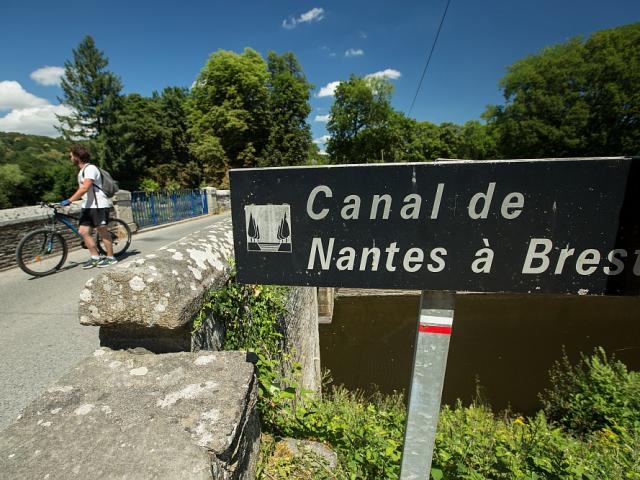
[97,256,118,268]
[82,257,101,269]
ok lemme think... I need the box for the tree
[397,118,453,162]
[326,75,398,164]
[103,88,192,190]
[0,164,26,208]
[102,93,166,189]
[188,48,271,186]
[156,87,191,165]
[261,52,313,167]
[0,132,72,207]
[57,36,123,154]
[486,23,640,158]
[581,24,640,155]
[457,120,498,160]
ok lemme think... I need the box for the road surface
[0,213,230,431]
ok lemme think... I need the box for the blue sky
[1,0,638,150]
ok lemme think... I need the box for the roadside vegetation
[196,277,640,479]
[2,23,638,207]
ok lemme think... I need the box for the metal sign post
[400,291,455,479]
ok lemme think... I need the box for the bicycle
[15,202,132,277]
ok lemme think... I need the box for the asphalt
[0,213,230,431]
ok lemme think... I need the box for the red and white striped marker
[418,313,453,335]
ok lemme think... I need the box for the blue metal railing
[131,189,208,229]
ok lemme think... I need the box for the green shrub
[269,385,406,479]
[198,279,287,354]
[195,276,296,417]
[139,177,160,192]
[432,403,640,480]
[539,347,640,435]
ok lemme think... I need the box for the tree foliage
[0,132,75,207]
[326,76,497,163]
[262,52,313,167]
[57,35,123,152]
[486,23,640,158]
[326,75,398,163]
[188,48,271,186]
[103,87,191,190]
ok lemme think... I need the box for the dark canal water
[319,290,640,414]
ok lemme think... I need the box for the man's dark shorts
[79,208,110,227]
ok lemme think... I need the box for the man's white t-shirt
[78,164,111,209]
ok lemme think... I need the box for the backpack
[81,164,119,198]
[96,168,119,198]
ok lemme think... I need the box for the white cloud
[30,66,65,86]
[282,18,297,29]
[345,48,364,57]
[314,114,331,123]
[317,81,340,97]
[0,81,49,110]
[366,69,402,80]
[0,104,72,137]
[319,46,335,57]
[300,7,325,23]
[283,7,325,29]
[0,80,72,137]
[313,135,331,145]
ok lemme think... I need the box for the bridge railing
[131,189,208,229]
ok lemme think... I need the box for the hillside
[0,132,76,208]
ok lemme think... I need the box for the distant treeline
[0,23,638,208]
[0,132,76,208]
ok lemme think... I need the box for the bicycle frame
[46,207,83,239]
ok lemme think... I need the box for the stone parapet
[111,189,137,232]
[204,188,231,214]
[79,217,234,333]
[281,287,322,393]
[77,215,321,392]
[215,190,231,211]
[0,348,260,479]
[0,205,52,227]
[317,287,335,324]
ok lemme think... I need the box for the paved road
[0,213,230,431]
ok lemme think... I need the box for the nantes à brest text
[304,183,640,277]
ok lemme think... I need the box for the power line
[408,0,452,117]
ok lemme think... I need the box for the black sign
[230,158,640,295]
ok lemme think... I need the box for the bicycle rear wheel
[96,219,132,257]
[16,229,68,276]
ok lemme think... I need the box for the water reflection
[320,290,640,415]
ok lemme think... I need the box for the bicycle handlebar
[38,202,64,211]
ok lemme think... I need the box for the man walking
[60,145,117,268]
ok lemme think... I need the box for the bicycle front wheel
[96,219,132,257]
[16,229,68,276]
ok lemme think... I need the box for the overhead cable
[408,0,452,116]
